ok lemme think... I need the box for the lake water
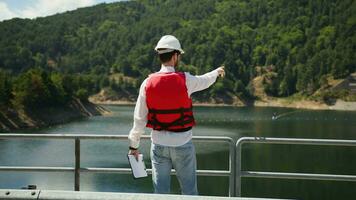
[0,105,356,199]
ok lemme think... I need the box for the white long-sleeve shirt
[128,65,219,148]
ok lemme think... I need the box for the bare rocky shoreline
[0,99,111,132]
[91,99,356,111]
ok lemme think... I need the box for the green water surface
[0,105,355,199]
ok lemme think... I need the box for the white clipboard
[127,154,148,178]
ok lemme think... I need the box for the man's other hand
[128,149,140,161]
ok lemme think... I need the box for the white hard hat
[154,35,184,54]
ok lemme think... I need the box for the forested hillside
[0,0,355,109]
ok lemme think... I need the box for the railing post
[75,138,80,191]
[228,139,235,197]
[235,138,243,197]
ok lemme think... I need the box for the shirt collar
[159,65,175,73]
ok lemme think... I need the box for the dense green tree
[12,69,53,108]
[0,0,354,104]
[0,70,12,106]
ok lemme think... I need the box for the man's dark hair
[158,50,180,63]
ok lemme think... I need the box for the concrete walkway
[0,189,290,200]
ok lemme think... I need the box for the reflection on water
[1,105,356,199]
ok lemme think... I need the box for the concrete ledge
[0,189,39,199]
[0,189,289,200]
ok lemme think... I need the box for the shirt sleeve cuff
[128,134,140,149]
[212,69,219,77]
[129,141,139,149]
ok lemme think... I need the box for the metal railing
[2,134,356,197]
[235,137,356,197]
[0,134,236,197]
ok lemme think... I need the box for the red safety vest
[145,72,195,132]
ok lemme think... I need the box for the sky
[0,0,122,22]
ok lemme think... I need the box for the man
[128,35,225,195]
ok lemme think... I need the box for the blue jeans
[150,140,198,195]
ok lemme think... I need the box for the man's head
[155,35,184,67]
[158,50,181,66]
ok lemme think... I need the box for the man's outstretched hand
[217,66,225,78]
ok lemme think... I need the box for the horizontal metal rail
[0,166,74,172]
[242,171,356,182]
[0,134,235,196]
[0,167,231,176]
[235,137,356,197]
